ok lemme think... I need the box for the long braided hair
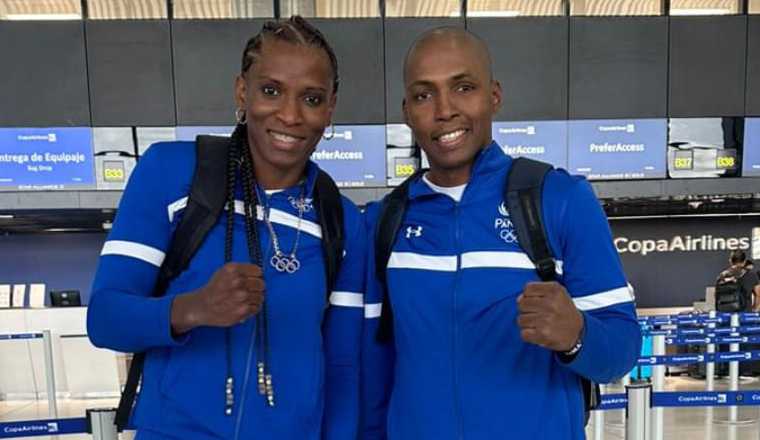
[222,15,339,414]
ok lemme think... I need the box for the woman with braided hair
[88,16,365,440]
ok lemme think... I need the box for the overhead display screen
[742,117,760,177]
[175,126,235,141]
[492,121,568,169]
[567,119,667,180]
[667,117,743,178]
[143,125,386,187]
[0,127,96,190]
[311,125,386,187]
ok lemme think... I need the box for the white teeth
[271,131,299,143]
[439,129,466,143]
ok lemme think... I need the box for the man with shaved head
[361,27,640,439]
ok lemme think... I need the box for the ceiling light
[670,8,733,16]
[4,14,81,20]
[467,10,521,17]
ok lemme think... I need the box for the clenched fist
[517,282,584,353]
[171,263,265,334]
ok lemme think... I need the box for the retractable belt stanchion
[651,335,665,440]
[86,409,119,440]
[625,380,651,440]
[729,313,740,423]
[593,384,605,440]
[705,311,717,432]
[619,372,632,431]
[41,330,58,419]
[706,311,716,393]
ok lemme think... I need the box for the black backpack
[715,267,751,313]
[374,157,600,424]
[114,135,345,430]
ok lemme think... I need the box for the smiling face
[403,29,501,186]
[235,37,336,182]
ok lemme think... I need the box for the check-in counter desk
[0,307,122,400]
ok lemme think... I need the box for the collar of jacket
[407,140,511,201]
[303,159,320,196]
[260,159,320,199]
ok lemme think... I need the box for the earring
[322,124,335,141]
[235,108,247,125]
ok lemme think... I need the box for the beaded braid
[238,133,274,406]
[222,15,336,414]
[223,128,242,416]
[222,123,276,411]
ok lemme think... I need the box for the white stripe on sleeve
[573,286,635,311]
[101,240,166,267]
[364,303,382,319]
[329,291,364,308]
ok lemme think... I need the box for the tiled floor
[3,377,760,439]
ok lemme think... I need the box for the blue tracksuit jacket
[87,141,365,440]
[361,142,641,439]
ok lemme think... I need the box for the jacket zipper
[452,202,464,440]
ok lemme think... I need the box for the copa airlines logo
[598,124,635,133]
[615,235,751,256]
[323,130,352,140]
[2,422,58,435]
[495,202,517,244]
[498,126,536,136]
[405,225,423,239]
[17,133,57,142]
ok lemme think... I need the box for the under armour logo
[405,225,423,238]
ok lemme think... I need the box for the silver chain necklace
[261,187,305,274]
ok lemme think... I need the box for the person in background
[718,250,760,311]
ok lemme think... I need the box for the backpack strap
[115,135,231,431]
[313,169,345,295]
[505,157,600,417]
[505,157,555,281]
[375,169,426,342]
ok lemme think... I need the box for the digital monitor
[175,126,235,141]
[136,127,235,156]
[567,119,667,180]
[135,127,176,156]
[492,121,568,169]
[667,117,743,178]
[50,289,82,307]
[385,124,419,186]
[311,125,386,188]
[0,127,96,190]
[742,117,760,177]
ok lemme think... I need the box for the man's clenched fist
[517,282,584,353]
